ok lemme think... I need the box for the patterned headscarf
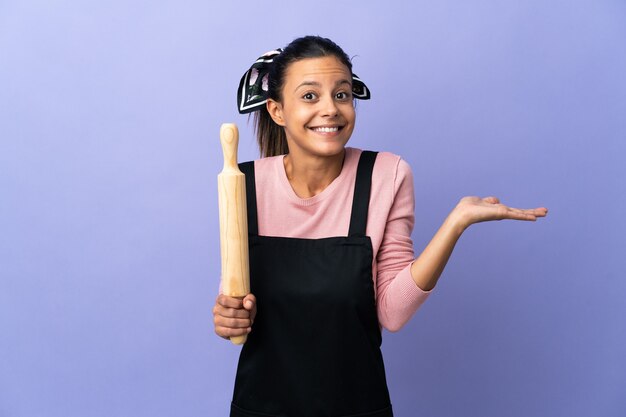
[237,49,371,114]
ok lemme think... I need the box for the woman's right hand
[213,293,257,340]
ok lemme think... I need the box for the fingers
[214,294,254,318]
[213,303,250,319]
[243,293,257,323]
[243,293,256,311]
[216,293,244,309]
[214,325,251,339]
[213,311,253,339]
[479,196,548,220]
[504,210,538,221]
[500,206,549,221]
[213,294,256,340]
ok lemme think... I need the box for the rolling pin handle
[220,123,239,172]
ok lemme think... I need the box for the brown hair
[254,36,354,158]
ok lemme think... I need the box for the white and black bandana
[236,49,371,114]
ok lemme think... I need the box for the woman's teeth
[312,126,339,132]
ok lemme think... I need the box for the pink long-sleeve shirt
[251,147,431,332]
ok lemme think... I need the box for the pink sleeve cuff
[396,261,432,301]
[379,262,432,332]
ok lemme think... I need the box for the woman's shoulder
[347,148,414,205]
[248,154,285,183]
[251,153,283,168]
[347,147,413,182]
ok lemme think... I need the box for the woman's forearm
[410,210,466,291]
[409,195,547,291]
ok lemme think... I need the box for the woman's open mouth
[309,125,344,133]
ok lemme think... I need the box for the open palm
[455,196,548,229]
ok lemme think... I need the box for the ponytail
[252,107,289,158]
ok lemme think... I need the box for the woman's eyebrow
[294,79,352,92]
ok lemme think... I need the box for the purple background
[1,1,625,416]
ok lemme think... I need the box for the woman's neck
[283,149,346,198]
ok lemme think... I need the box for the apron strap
[238,161,259,236]
[348,150,378,237]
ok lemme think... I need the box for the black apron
[231,151,392,417]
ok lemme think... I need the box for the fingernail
[244,300,252,309]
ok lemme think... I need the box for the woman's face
[267,56,356,160]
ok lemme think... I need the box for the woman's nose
[320,96,338,117]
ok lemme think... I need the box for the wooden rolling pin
[218,123,250,345]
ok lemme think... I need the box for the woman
[213,35,547,417]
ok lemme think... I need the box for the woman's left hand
[452,196,548,231]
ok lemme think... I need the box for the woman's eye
[303,92,316,100]
[336,91,351,100]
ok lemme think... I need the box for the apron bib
[231,151,392,417]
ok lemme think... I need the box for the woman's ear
[266,99,286,126]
